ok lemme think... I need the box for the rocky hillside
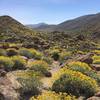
[56,13,100,35]
[30,13,100,39]
[0,15,37,42]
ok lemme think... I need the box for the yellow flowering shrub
[52,68,98,98]
[67,61,92,73]
[30,91,76,100]
[51,49,60,61]
[12,70,41,94]
[0,56,14,71]
[60,51,72,63]
[11,56,27,70]
[27,60,50,76]
[92,55,100,64]
[7,48,18,56]
[19,48,43,59]
[92,50,100,55]
[0,49,7,56]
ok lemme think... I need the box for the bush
[30,91,76,100]
[42,56,53,64]
[67,61,100,84]
[0,49,7,56]
[92,50,100,55]
[68,61,92,73]
[19,48,42,59]
[51,50,60,61]
[92,55,100,64]
[13,70,41,94]
[52,68,98,98]
[11,56,26,70]
[0,56,14,71]
[7,48,18,56]
[85,71,100,83]
[27,60,50,76]
[60,51,71,63]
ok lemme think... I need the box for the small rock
[45,72,52,77]
[92,64,100,71]
[87,96,100,100]
[95,92,100,97]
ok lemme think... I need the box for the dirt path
[40,61,60,91]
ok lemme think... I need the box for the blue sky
[0,0,100,24]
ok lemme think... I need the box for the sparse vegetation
[27,60,50,76]
[0,56,14,71]
[11,56,26,70]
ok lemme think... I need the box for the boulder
[0,73,22,100]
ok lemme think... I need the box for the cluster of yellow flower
[19,48,43,59]
[12,70,40,79]
[92,50,100,55]
[51,68,98,89]
[92,55,100,64]
[30,91,76,100]
[68,61,92,71]
[27,60,49,69]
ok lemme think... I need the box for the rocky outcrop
[0,73,21,100]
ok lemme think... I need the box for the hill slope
[0,15,37,42]
[55,13,100,35]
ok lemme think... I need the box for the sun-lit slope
[0,15,38,42]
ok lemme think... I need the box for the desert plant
[67,61,100,84]
[92,50,100,55]
[0,56,14,71]
[92,55,100,64]
[0,49,7,56]
[19,48,42,59]
[27,60,50,76]
[13,70,41,95]
[68,61,92,73]
[30,91,76,100]
[59,51,71,63]
[42,56,53,64]
[7,48,18,56]
[52,68,98,98]
[50,49,60,61]
[11,56,26,70]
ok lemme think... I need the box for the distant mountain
[26,23,56,32]
[28,13,100,38]
[27,23,48,28]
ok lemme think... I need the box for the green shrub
[11,56,26,70]
[42,56,53,64]
[60,51,71,63]
[51,50,60,61]
[0,56,14,71]
[13,70,41,95]
[67,61,100,84]
[52,69,98,98]
[68,61,91,73]
[19,48,42,59]
[92,55,100,64]
[27,60,50,76]
[85,71,100,83]
[30,91,77,100]
[7,48,18,56]
[0,49,7,56]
